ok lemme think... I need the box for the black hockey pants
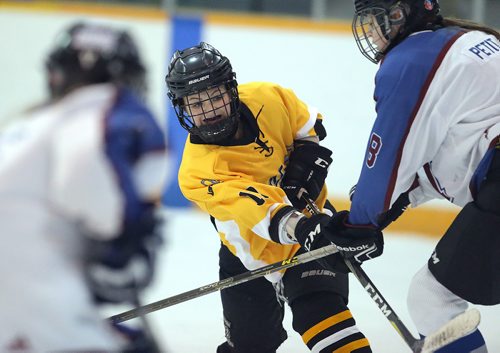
[216,244,371,353]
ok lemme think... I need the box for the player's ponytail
[441,17,500,40]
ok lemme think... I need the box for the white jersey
[0,83,168,351]
[349,28,500,226]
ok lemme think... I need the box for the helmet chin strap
[195,113,239,144]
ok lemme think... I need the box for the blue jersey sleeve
[349,27,465,226]
[104,88,166,224]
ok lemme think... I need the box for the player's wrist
[269,206,304,244]
[283,210,304,244]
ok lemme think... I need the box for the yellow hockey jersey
[179,82,328,282]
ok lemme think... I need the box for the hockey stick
[108,242,339,324]
[303,196,480,353]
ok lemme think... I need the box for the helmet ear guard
[389,2,409,26]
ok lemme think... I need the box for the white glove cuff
[277,209,305,244]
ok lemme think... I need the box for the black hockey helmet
[165,42,239,143]
[352,0,441,63]
[45,22,146,98]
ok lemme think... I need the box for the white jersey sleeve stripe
[295,106,318,140]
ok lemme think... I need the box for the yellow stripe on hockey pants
[332,338,371,353]
[302,310,353,344]
[302,310,370,353]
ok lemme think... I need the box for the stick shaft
[109,243,338,324]
[346,262,418,347]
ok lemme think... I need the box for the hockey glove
[325,211,384,264]
[281,142,333,210]
[293,213,349,273]
[84,209,163,304]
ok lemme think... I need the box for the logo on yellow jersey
[201,179,222,196]
[254,132,274,157]
[252,105,274,157]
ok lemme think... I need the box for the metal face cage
[352,7,391,63]
[173,82,239,143]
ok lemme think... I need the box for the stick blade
[420,308,481,353]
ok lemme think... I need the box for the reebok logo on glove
[335,244,370,252]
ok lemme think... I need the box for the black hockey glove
[325,211,384,264]
[281,142,333,210]
[293,213,349,273]
[84,208,163,304]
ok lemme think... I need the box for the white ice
[107,208,500,353]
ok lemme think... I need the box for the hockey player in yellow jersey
[166,42,373,353]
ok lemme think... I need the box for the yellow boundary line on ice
[332,198,458,238]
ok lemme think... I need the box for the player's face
[184,85,232,127]
[366,14,389,52]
